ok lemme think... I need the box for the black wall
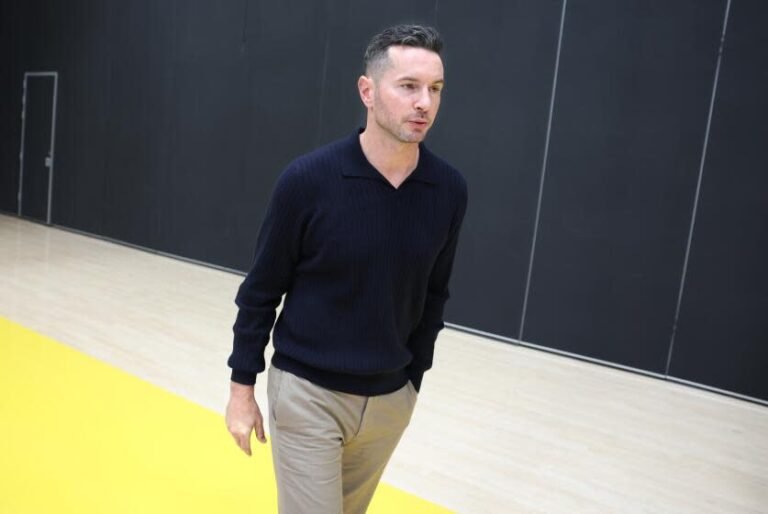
[668,0,768,401]
[522,1,723,373]
[1,0,766,402]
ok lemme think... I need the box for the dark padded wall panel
[0,1,24,213]
[0,1,50,214]
[220,0,331,270]
[522,1,725,372]
[154,1,250,266]
[669,0,768,399]
[50,1,111,235]
[98,2,176,249]
[430,0,563,337]
[30,0,330,269]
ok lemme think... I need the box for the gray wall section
[1,0,766,402]
[522,0,725,372]
[50,1,111,236]
[430,0,563,338]
[669,0,768,400]
[0,1,24,212]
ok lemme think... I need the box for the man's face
[364,46,444,144]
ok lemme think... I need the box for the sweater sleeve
[405,180,468,391]
[227,168,308,385]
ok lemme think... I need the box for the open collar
[340,129,440,186]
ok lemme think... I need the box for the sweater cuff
[230,369,257,386]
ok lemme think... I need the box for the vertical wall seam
[169,0,179,239]
[102,8,114,234]
[518,0,568,341]
[240,0,249,52]
[47,72,58,224]
[665,0,733,376]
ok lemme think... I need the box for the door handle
[45,156,52,168]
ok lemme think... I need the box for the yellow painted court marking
[0,316,452,514]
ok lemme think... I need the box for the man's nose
[414,87,431,112]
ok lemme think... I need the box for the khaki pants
[266,366,418,514]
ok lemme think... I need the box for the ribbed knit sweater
[227,129,467,396]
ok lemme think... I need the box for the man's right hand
[225,382,267,456]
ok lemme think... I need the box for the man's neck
[359,125,419,188]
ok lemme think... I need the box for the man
[225,24,467,513]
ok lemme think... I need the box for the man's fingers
[225,394,264,453]
[255,418,267,443]
[227,420,254,456]
[237,431,252,456]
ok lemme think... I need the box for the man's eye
[401,83,416,90]
[430,86,443,93]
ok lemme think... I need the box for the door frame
[18,71,59,224]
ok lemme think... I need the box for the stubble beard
[372,89,430,144]
[375,113,428,144]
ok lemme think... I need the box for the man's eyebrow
[396,76,445,84]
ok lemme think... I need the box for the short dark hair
[364,24,443,76]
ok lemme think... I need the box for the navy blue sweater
[228,130,467,395]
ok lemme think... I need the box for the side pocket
[267,367,284,423]
[406,380,419,415]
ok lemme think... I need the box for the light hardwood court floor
[1,213,767,513]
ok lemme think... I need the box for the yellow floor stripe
[0,317,452,514]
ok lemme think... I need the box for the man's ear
[358,75,374,109]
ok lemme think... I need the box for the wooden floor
[1,213,767,513]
